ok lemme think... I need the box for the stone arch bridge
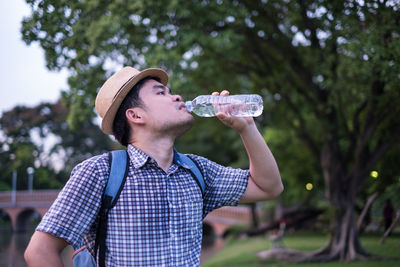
[0,190,253,235]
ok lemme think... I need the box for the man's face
[137,79,194,136]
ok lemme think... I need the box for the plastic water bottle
[185,94,263,117]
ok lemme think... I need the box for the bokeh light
[370,171,378,179]
[306,183,313,191]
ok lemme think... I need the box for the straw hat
[95,66,168,135]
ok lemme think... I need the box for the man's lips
[178,103,187,110]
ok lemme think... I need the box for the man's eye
[158,91,165,95]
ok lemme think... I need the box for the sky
[0,0,69,116]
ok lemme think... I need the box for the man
[25,67,283,266]
[383,199,394,233]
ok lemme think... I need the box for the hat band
[113,75,137,101]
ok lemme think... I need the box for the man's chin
[173,115,194,138]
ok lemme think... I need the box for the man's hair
[112,76,161,146]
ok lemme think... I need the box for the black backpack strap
[95,150,129,267]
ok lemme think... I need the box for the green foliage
[33,167,63,189]
[367,142,400,195]
[264,127,322,205]
[0,142,37,190]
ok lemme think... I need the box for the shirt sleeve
[188,154,249,216]
[36,154,109,250]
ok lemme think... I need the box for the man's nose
[173,94,182,102]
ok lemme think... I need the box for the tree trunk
[320,204,368,260]
[309,144,370,261]
[257,190,378,263]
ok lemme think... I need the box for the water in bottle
[185,94,263,117]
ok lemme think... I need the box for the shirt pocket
[181,198,203,237]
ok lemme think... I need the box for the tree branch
[298,0,321,50]
[346,100,368,161]
[367,122,400,169]
[357,192,378,232]
[240,0,328,105]
[280,90,321,159]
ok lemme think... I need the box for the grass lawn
[202,231,400,267]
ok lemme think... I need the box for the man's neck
[130,135,175,173]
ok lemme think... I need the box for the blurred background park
[1,0,399,266]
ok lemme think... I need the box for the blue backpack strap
[95,150,129,267]
[104,150,129,207]
[174,152,205,195]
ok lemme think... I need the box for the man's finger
[216,112,227,121]
[220,90,229,96]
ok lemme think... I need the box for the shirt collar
[127,144,190,169]
[127,144,151,169]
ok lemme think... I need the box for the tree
[21,0,400,262]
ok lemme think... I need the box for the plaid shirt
[37,144,248,266]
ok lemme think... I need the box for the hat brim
[101,68,168,135]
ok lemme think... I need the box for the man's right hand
[211,90,255,134]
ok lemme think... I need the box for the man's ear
[126,108,145,125]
